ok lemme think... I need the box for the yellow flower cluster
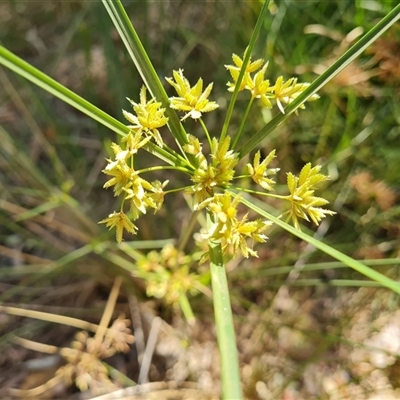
[99,62,335,260]
[247,149,279,191]
[283,163,336,229]
[225,50,320,113]
[123,86,168,147]
[166,68,219,121]
[204,192,272,258]
[184,135,239,208]
[99,90,169,242]
[136,244,200,305]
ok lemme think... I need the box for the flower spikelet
[183,134,206,162]
[122,130,152,154]
[103,158,137,196]
[136,244,200,305]
[206,193,272,258]
[247,62,273,108]
[123,86,168,147]
[285,163,336,229]
[166,69,219,120]
[99,211,137,243]
[123,175,152,219]
[145,180,169,212]
[187,136,238,209]
[210,136,238,182]
[247,149,279,191]
[225,50,264,92]
[104,316,135,354]
[272,76,319,114]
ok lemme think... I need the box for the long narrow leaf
[101,0,188,148]
[220,0,270,143]
[239,194,400,295]
[0,46,185,167]
[239,3,400,158]
[237,258,400,279]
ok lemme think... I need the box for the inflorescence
[100,49,335,261]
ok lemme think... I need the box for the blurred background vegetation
[0,0,399,399]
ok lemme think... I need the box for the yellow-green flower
[272,76,319,114]
[186,137,238,209]
[166,69,219,120]
[123,175,152,219]
[122,131,152,154]
[146,180,169,212]
[283,163,336,229]
[247,62,274,108]
[230,215,271,258]
[136,244,200,305]
[183,134,205,161]
[247,149,279,191]
[123,86,168,147]
[225,51,264,92]
[206,193,272,258]
[103,160,136,196]
[99,211,137,243]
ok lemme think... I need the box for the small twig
[0,304,99,332]
[8,375,63,398]
[138,316,162,384]
[128,293,146,364]
[94,276,123,346]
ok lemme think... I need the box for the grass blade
[239,3,400,158]
[220,0,270,143]
[239,194,400,295]
[0,46,184,167]
[101,0,188,148]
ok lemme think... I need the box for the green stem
[164,186,191,195]
[178,210,200,252]
[199,118,212,150]
[159,143,193,169]
[220,0,271,142]
[233,175,251,180]
[230,185,288,199]
[136,165,192,175]
[232,97,255,149]
[179,293,196,325]
[207,212,242,400]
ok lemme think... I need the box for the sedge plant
[1,0,400,398]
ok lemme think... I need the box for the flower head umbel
[123,86,168,147]
[99,211,138,243]
[272,76,319,114]
[205,192,272,259]
[185,136,239,209]
[247,150,279,191]
[225,49,319,113]
[136,244,201,305]
[283,163,336,229]
[225,50,264,92]
[166,69,219,120]
[99,57,332,258]
[55,318,134,395]
[100,131,169,242]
